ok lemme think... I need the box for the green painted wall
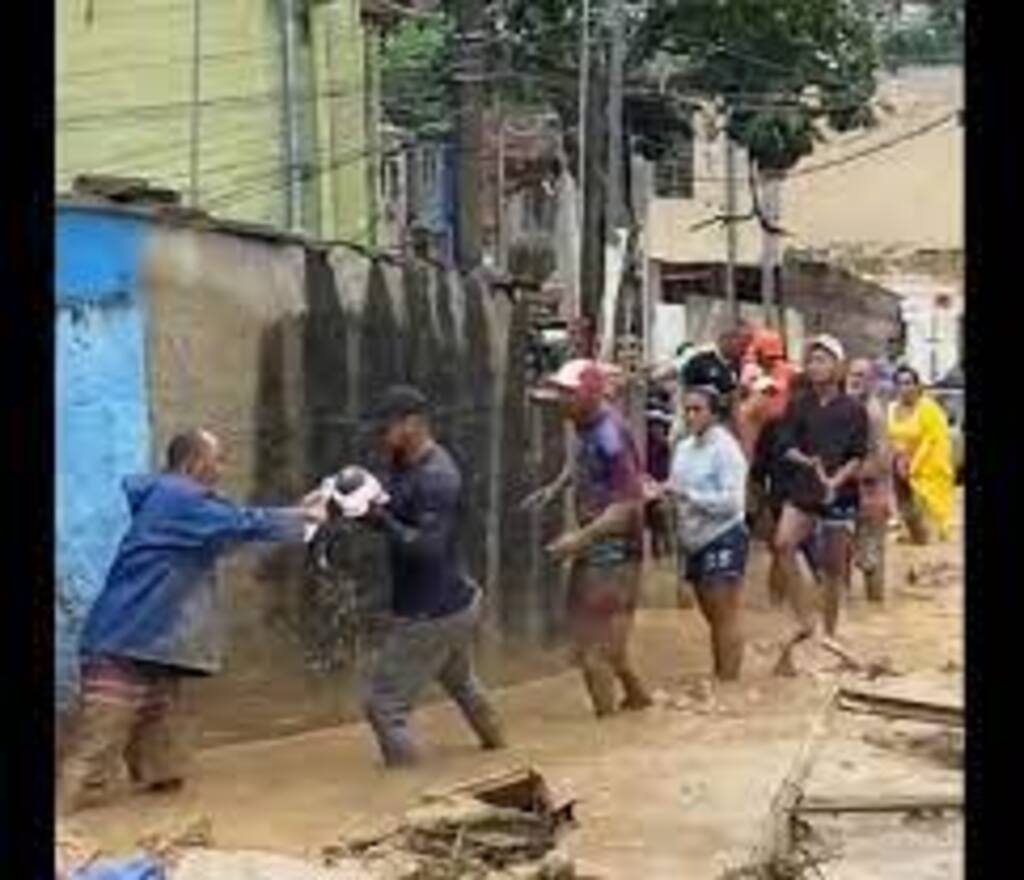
[57,0,375,240]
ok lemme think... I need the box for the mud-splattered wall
[56,202,569,744]
[56,210,153,714]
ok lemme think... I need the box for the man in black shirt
[679,325,751,399]
[772,336,868,666]
[648,324,753,440]
[359,386,506,766]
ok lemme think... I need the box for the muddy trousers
[568,561,651,717]
[361,591,505,767]
[852,518,887,601]
[59,656,190,813]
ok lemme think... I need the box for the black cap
[371,384,431,428]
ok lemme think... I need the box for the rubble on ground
[861,722,964,769]
[323,770,579,880]
[77,769,584,880]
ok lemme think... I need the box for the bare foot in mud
[773,649,799,678]
[143,779,185,796]
[621,694,654,712]
[773,629,814,678]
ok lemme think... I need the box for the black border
[5,0,55,877]
[964,0,1015,875]
[0,1,1011,876]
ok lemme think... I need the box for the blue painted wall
[56,208,153,710]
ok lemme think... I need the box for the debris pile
[325,769,579,880]
[862,722,964,769]
[57,770,581,880]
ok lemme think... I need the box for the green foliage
[878,0,964,68]
[380,17,457,135]
[493,0,880,173]
[634,0,880,172]
[395,1,884,175]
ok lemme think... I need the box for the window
[420,149,439,195]
[522,185,557,233]
[382,159,402,202]
[654,132,695,199]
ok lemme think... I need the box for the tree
[495,0,882,327]
[634,1,880,172]
[379,16,456,136]
[379,2,884,322]
[877,0,964,69]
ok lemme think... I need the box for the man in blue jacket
[59,428,325,813]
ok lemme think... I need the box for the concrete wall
[782,263,904,360]
[56,203,568,744]
[655,260,900,362]
[56,210,153,711]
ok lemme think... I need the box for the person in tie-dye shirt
[529,359,652,718]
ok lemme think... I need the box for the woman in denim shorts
[669,386,750,680]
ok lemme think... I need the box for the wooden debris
[748,686,841,870]
[795,794,963,816]
[329,769,575,878]
[837,687,963,727]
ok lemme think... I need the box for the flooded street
[61,506,963,878]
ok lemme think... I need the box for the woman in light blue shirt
[668,386,750,680]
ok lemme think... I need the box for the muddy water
[64,512,964,878]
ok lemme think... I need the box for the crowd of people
[57,322,957,815]
[642,322,957,678]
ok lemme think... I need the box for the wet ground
[61,510,963,878]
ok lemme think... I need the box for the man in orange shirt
[746,328,798,420]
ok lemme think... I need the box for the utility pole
[575,0,592,321]
[599,0,626,361]
[494,0,508,270]
[455,0,484,271]
[281,0,303,232]
[724,126,739,324]
[759,165,783,327]
[606,0,626,234]
[188,0,202,208]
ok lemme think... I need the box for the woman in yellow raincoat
[887,366,955,543]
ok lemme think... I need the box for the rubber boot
[463,700,508,751]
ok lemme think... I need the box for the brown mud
[61,505,963,878]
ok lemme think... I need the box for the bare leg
[574,639,619,717]
[820,525,853,638]
[772,504,817,676]
[854,519,887,603]
[697,581,745,681]
[607,610,652,710]
[768,553,788,608]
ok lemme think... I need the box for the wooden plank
[837,688,963,727]
[748,686,841,867]
[796,794,963,816]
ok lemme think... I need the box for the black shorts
[682,524,749,587]
[794,496,858,530]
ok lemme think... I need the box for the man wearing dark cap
[358,385,506,766]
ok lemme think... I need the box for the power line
[787,110,958,178]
